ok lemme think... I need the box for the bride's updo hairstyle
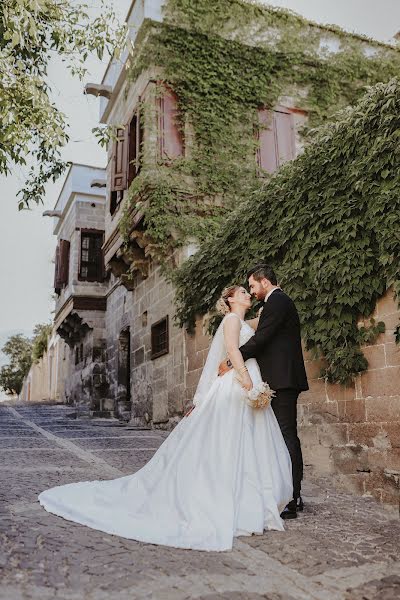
[215,285,240,316]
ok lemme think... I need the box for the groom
[219,264,309,519]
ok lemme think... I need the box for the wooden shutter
[54,243,61,291]
[127,107,144,186]
[111,127,128,191]
[257,109,277,174]
[128,114,138,185]
[59,239,70,286]
[137,107,144,174]
[275,109,295,165]
[128,108,144,187]
[158,88,183,161]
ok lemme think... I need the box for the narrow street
[1,402,399,600]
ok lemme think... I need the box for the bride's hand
[240,372,253,391]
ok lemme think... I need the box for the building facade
[50,163,109,415]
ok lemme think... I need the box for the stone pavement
[0,402,399,600]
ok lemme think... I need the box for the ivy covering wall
[120,0,400,383]
[122,0,400,260]
[174,79,400,384]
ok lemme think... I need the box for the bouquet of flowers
[243,381,275,409]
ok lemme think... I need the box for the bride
[38,285,293,552]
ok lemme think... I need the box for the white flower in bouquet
[245,382,275,409]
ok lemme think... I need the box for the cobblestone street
[1,402,399,600]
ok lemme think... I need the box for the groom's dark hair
[247,263,277,285]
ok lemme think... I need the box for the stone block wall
[64,311,108,412]
[299,288,400,507]
[105,262,186,427]
[105,279,134,418]
[130,262,186,427]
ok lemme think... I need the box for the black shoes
[280,496,304,520]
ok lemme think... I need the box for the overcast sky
[0,0,399,341]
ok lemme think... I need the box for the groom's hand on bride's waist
[218,359,232,376]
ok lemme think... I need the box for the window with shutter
[78,230,105,282]
[257,107,295,175]
[157,87,184,162]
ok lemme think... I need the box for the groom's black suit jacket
[240,289,309,392]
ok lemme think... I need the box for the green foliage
[0,322,53,394]
[31,323,52,364]
[0,334,32,395]
[357,319,386,345]
[174,79,400,384]
[123,0,400,265]
[121,169,226,264]
[0,0,125,207]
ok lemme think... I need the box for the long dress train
[38,317,292,551]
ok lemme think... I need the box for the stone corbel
[108,256,129,278]
[84,83,113,99]
[120,273,136,291]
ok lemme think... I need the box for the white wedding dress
[38,315,293,552]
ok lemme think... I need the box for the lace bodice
[223,314,255,347]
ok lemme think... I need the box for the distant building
[20,329,69,404]
[49,163,109,414]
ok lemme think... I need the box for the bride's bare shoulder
[222,313,242,333]
[223,313,242,324]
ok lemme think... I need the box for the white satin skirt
[38,359,293,551]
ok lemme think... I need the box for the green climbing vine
[118,0,400,382]
[120,0,400,262]
[174,79,400,384]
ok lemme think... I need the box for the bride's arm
[223,316,253,390]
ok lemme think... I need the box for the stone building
[91,0,325,428]
[47,0,399,506]
[50,163,110,415]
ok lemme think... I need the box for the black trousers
[271,388,303,500]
